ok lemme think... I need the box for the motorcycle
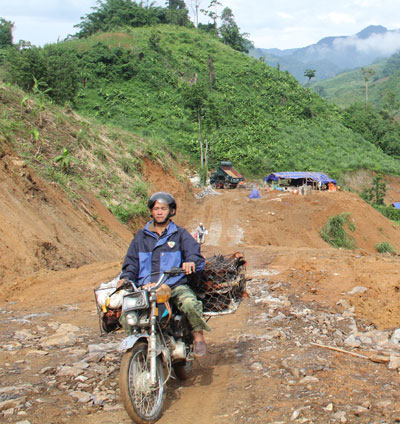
[94,254,247,424]
[115,268,195,424]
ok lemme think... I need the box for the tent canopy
[392,203,400,209]
[265,172,336,185]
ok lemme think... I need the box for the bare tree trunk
[205,136,208,169]
[190,0,201,27]
[197,108,203,168]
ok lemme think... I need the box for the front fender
[119,333,149,352]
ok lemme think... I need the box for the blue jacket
[120,220,205,288]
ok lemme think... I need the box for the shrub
[376,241,396,254]
[361,174,386,205]
[320,213,357,249]
[109,201,148,224]
[373,204,400,222]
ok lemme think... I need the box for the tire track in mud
[199,191,244,248]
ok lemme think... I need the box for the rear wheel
[119,342,166,424]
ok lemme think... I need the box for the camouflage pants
[171,284,211,333]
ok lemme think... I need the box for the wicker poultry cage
[190,252,248,316]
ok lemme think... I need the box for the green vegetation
[311,52,400,116]
[0,18,13,48]
[358,175,400,226]
[74,0,193,39]
[0,81,176,225]
[375,241,396,254]
[320,213,357,249]
[4,24,399,179]
[218,7,252,53]
[310,61,386,108]
[360,174,386,205]
[2,1,400,227]
[54,148,78,172]
[341,104,400,157]
[373,204,400,223]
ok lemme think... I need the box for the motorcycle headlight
[126,312,139,326]
[122,291,149,312]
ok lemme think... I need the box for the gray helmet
[147,192,176,216]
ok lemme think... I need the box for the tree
[383,90,400,120]
[362,174,386,205]
[189,0,202,27]
[182,81,208,171]
[165,0,192,26]
[304,69,316,87]
[219,7,252,53]
[200,0,221,31]
[5,44,80,105]
[0,17,13,48]
[361,67,375,107]
[74,0,191,38]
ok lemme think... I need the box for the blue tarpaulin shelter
[392,203,400,209]
[265,172,336,185]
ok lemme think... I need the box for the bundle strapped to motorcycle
[94,275,125,335]
[189,252,248,316]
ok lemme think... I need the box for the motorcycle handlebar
[116,268,186,294]
[145,268,185,292]
[163,267,184,276]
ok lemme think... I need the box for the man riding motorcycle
[118,191,210,357]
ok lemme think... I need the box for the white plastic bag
[95,275,127,309]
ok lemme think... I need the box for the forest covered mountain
[250,25,400,84]
[310,49,400,109]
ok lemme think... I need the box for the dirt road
[2,184,400,423]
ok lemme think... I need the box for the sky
[2,0,400,51]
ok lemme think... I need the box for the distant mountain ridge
[250,25,400,84]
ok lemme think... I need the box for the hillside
[0,80,198,229]
[251,25,400,84]
[67,27,400,178]
[4,25,400,180]
[311,56,400,111]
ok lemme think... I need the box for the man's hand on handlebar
[117,279,131,290]
[182,262,195,275]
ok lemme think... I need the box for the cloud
[333,31,400,55]
[3,0,94,20]
[324,12,355,26]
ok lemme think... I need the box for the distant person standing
[195,222,208,244]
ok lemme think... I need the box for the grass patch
[320,213,357,249]
[109,201,148,224]
[376,241,396,254]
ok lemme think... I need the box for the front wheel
[119,341,166,424]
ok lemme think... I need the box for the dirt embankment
[0,146,130,288]
[3,145,400,423]
[0,146,195,293]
